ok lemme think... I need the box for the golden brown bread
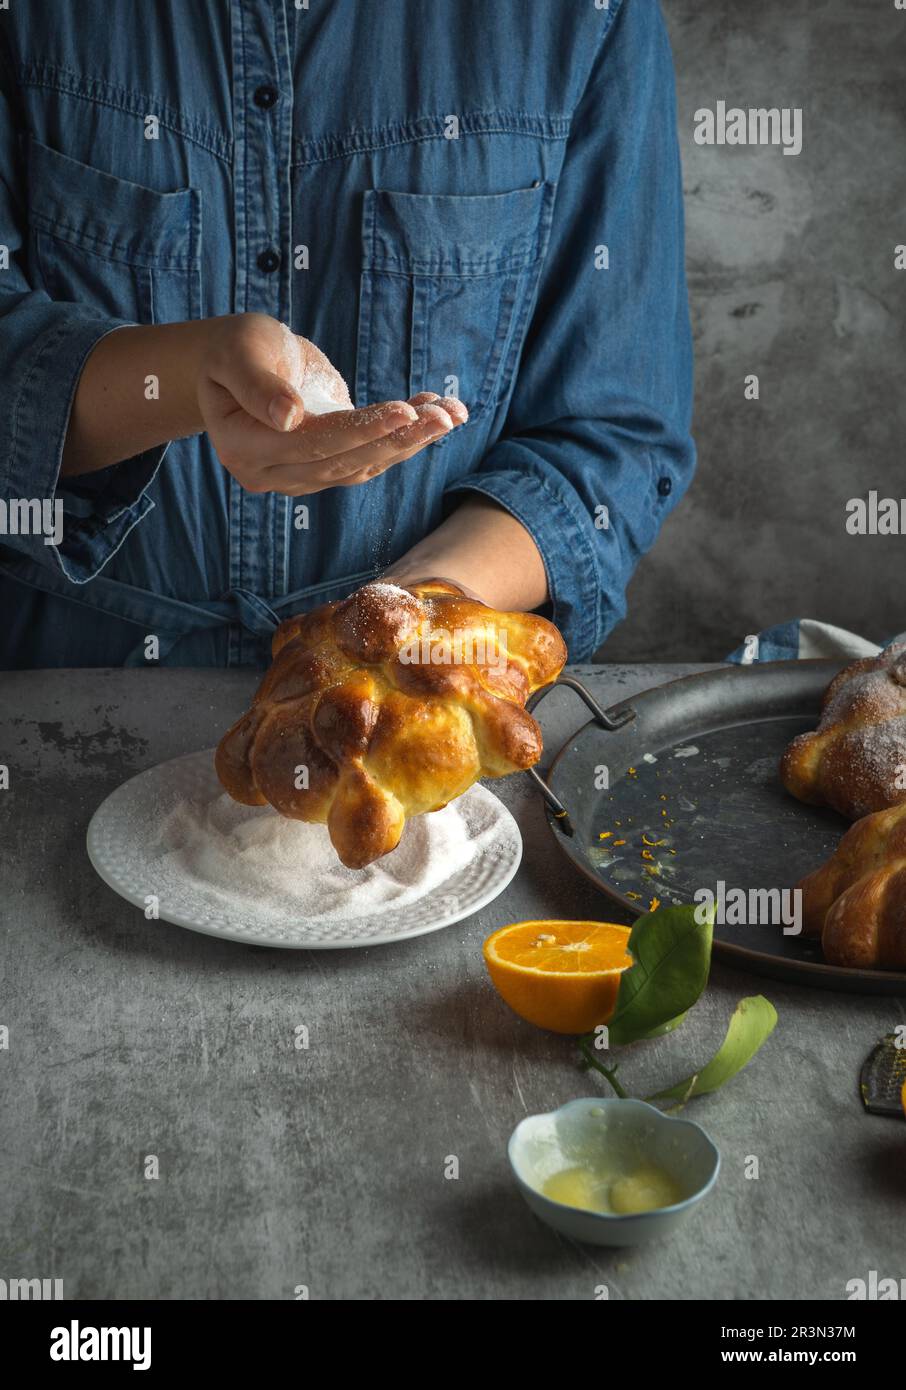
[215,580,566,868]
[780,643,906,820]
[796,801,906,968]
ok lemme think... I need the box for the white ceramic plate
[86,749,522,949]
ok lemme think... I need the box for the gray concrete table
[1,664,903,1301]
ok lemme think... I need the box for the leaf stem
[578,1038,630,1099]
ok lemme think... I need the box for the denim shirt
[0,0,694,668]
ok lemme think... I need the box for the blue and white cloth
[726,620,903,665]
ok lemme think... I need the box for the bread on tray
[782,644,906,969]
[780,643,906,821]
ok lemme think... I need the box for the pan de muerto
[215,580,566,868]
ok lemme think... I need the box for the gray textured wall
[603,0,906,662]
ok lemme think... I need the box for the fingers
[210,356,306,430]
[206,320,358,430]
[260,401,462,495]
[319,403,461,483]
[212,397,422,484]
[206,367,469,496]
[408,393,469,426]
[295,399,420,455]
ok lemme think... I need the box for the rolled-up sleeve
[445,0,695,660]
[0,51,166,584]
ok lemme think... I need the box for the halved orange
[483,920,634,1035]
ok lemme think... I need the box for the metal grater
[860,1034,906,1117]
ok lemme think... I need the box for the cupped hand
[196,313,467,496]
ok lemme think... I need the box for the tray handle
[525,676,636,837]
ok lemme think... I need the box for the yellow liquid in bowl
[542,1162,684,1215]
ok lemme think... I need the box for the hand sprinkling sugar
[193,311,468,498]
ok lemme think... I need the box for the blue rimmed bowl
[508,1097,720,1246]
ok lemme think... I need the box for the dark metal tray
[528,662,906,994]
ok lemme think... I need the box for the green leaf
[647,995,778,1104]
[638,1010,689,1040]
[606,903,714,1047]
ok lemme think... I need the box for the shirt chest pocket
[355,183,556,427]
[26,136,202,325]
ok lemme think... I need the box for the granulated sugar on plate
[142,789,500,927]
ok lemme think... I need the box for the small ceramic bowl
[508,1097,720,1246]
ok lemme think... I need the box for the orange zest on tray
[482,920,634,1035]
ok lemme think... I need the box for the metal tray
[528,662,906,994]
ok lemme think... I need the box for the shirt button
[253,84,279,109]
[657,476,672,497]
[257,248,281,274]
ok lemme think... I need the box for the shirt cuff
[444,465,614,660]
[3,315,167,584]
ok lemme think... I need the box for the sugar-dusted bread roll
[780,644,906,821]
[215,580,566,868]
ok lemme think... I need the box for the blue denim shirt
[0,0,694,668]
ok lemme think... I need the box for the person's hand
[196,313,467,496]
[383,573,489,604]
[380,497,550,614]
